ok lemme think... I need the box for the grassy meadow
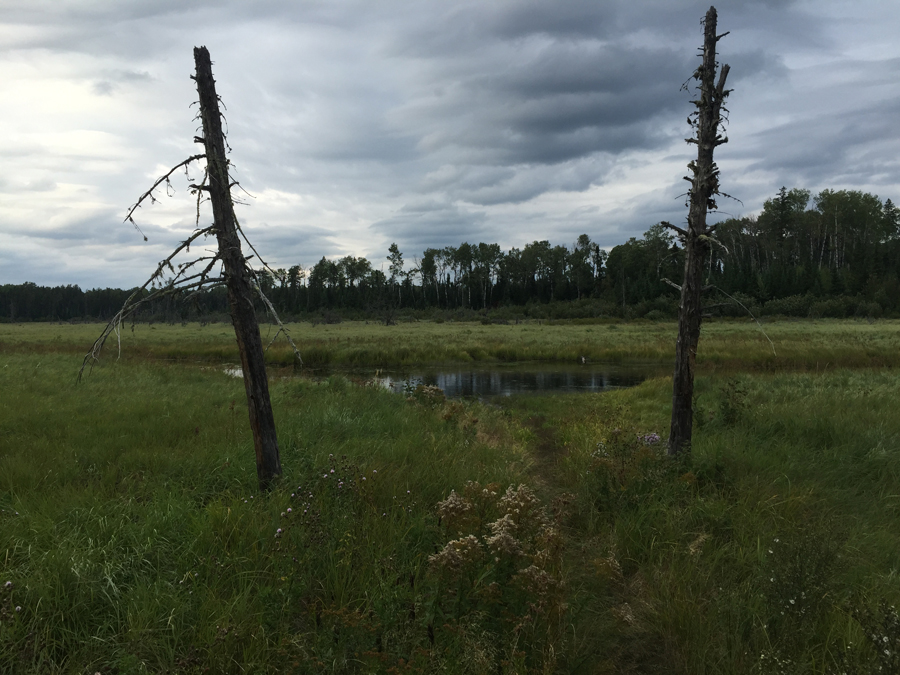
[3,318,900,370]
[1,319,900,673]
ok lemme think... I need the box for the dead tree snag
[193,46,281,489]
[81,46,299,491]
[667,7,731,456]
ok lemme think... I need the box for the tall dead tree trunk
[667,7,731,456]
[193,46,282,488]
[81,47,296,491]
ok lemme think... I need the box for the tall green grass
[3,336,900,672]
[3,319,900,369]
[503,370,900,673]
[0,354,529,673]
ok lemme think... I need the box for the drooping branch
[77,222,221,380]
[227,211,303,364]
[78,273,224,381]
[123,154,206,240]
[245,266,303,365]
[707,285,776,356]
[661,277,683,292]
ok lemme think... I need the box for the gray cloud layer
[1,0,898,287]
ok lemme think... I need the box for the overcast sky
[2,0,898,288]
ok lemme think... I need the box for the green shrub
[762,294,813,317]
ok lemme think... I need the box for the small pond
[346,362,669,398]
[228,362,670,398]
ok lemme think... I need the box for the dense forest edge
[5,187,900,323]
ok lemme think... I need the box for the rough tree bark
[668,7,731,456]
[193,46,282,488]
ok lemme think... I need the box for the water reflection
[368,363,667,398]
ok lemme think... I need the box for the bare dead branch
[715,64,731,98]
[698,233,730,255]
[123,154,206,240]
[231,181,256,201]
[661,221,688,238]
[193,167,210,230]
[246,267,303,365]
[716,190,743,207]
[233,213,281,279]
[708,285,776,356]
[661,277,682,292]
[171,257,221,287]
[77,225,220,381]
[77,274,226,381]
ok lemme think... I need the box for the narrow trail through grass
[522,414,566,477]
[495,370,900,673]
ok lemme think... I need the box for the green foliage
[711,187,900,316]
[3,327,900,672]
[717,377,748,426]
[500,368,900,673]
[5,318,900,372]
[5,183,900,324]
[0,350,527,673]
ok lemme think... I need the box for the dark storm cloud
[1,0,898,287]
[748,102,900,187]
[451,157,616,206]
[488,0,616,40]
[736,55,900,192]
[370,200,487,251]
[249,225,343,259]
[380,0,794,213]
[393,37,695,169]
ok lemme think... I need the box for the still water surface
[358,362,668,398]
[229,362,669,398]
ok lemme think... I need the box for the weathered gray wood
[668,7,730,456]
[193,46,282,488]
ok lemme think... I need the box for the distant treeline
[4,187,900,323]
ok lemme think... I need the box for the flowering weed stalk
[426,482,565,672]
